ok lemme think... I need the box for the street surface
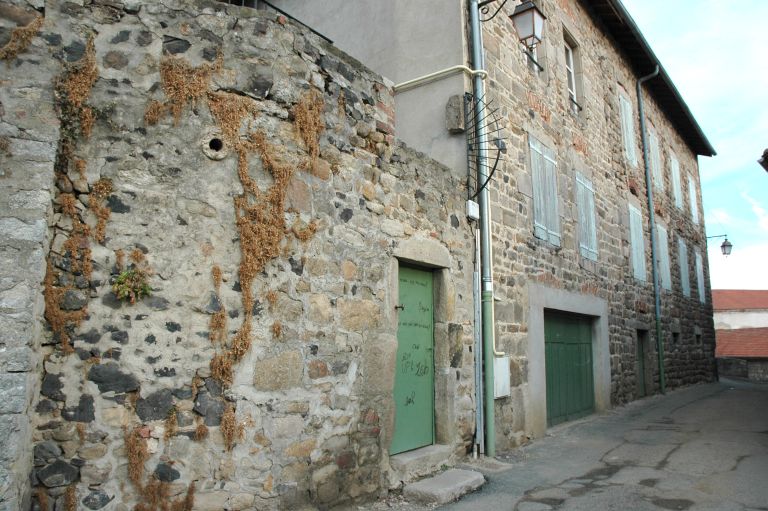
[451,379,768,510]
[359,379,768,510]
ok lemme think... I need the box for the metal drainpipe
[469,0,497,457]
[636,65,666,394]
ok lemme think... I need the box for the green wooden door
[545,311,595,427]
[390,266,434,454]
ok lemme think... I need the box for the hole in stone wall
[201,129,228,161]
[209,138,223,151]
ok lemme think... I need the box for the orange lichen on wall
[0,15,43,62]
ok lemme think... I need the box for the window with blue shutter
[678,237,690,297]
[695,248,705,303]
[657,224,671,290]
[688,174,699,224]
[619,93,637,166]
[649,129,663,191]
[670,153,682,209]
[629,204,646,281]
[529,135,560,246]
[576,173,597,260]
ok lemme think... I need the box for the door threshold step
[390,444,453,483]
[403,468,485,505]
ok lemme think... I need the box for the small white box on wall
[494,355,511,399]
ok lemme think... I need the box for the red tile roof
[716,328,768,358]
[712,290,768,311]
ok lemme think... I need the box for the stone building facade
[1,1,477,509]
[480,0,717,446]
[0,0,716,509]
[270,0,717,449]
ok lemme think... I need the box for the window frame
[565,41,577,111]
[529,135,561,247]
[563,29,583,116]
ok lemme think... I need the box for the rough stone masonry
[0,1,476,509]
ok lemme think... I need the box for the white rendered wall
[270,0,469,172]
[714,310,768,330]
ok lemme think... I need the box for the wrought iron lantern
[509,0,546,51]
[720,238,733,256]
[707,234,733,256]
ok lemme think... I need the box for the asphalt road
[443,379,768,511]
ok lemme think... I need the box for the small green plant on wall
[112,249,152,304]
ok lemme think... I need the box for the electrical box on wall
[466,200,480,221]
[494,355,511,398]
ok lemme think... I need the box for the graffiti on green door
[390,266,434,454]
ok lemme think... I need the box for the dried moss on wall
[21,3,475,510]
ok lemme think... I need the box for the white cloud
[741,192,768,231]
[705,208,734,229]
[708,242,768,290]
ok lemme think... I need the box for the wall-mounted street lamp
[509,1,546,51]
[509,1,546,72]
[706,234,733,256]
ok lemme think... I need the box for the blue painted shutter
[695,249,706,303]
[629,204,646,281]
[530,136,548,241]
[620,95,637,166]
[543,146,560,246]
[649,130,663,191]
[678,237,690,297]
[671,154,682,209]
[688,174,699,224]
[576,173,597,260]
[656,224,671,290]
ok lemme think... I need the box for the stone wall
[481,0,716,449]
[747,360,768,382]
[1,1,476,509]
[0,2,57,509]
[718,358,768,382]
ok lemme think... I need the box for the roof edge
[593,0,716,157]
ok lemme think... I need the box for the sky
[621,0,768,290]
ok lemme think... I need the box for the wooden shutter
[695,249,705,303]
[678,237,690,297]
[657,224,671,290]
[620,95,637,165]
[650,130,663,191]
[688,174,699,224]
[543,146,560,246]
[629,204,646,281]
[530,136,548,240]
[671,154,682,208]
[576,173,597,260]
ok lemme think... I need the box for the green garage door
[545,310,595,427]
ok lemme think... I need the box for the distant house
[713,290,768,381]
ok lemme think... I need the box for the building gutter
[637,65,666,394]
[468,0,500,457]
[594,0,716,157]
